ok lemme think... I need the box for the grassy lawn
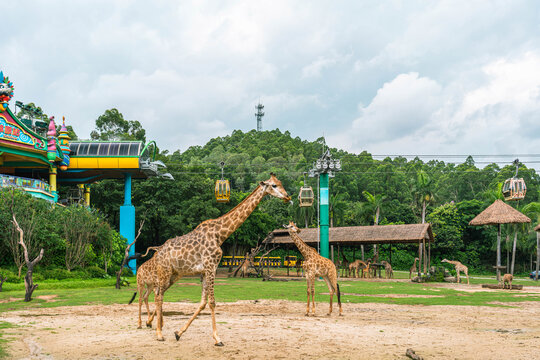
[1,275,539,313]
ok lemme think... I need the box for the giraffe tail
[128,291,137,305]
[336,283,341,307]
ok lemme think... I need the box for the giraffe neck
[215,185,267,246]
[288,231,316,259]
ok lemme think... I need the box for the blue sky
[3,1,540,167]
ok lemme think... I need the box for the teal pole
[120,173,136,274]
[319,173,329,258]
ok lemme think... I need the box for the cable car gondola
[502,159,526,201]
[215,161,230,203]
[298,172,314,207]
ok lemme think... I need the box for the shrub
[85,265,107,279]
[0,268,21,283]
[42,268,75,280]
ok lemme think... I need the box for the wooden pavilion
[268,223,434,275]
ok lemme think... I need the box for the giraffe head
[284,221,301,233]
[260,173,291,202]
[441,258,448,263]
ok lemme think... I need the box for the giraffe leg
[137,284,144,329]
[155,288,165,341]
[323,276,334,316]
[305,276,312,316]
[206,272,223,346]
[145,287,155,328]
[311,280,316,316]
[175,273,209,342]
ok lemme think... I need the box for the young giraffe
[442,259,469,284]
[128,245,164,329]
[500,273,513,289]
[240,253,251,278]
[348,259,367,278]
[380,260,393,279]
[151,174,290,344]
[409,257,419,279]
[285,221,342,317]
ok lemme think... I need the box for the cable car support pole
[309,146,341,259]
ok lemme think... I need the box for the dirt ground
[2,284,540,360]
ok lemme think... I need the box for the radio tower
[255,102,264,131]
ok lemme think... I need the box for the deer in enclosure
[150,174,290,345]
[285,221,342,317]
[409,258,419,279]
[500,273,513,289]
[441,259,469,285]
[381,260,393,279]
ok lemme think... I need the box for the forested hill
[89,128,540,272]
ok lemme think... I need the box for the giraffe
[285,221,342,317]
[380,260,393,279]
[151,174,290,344]
[348,259,368,278]
[409,257,419,279]
[128,245,165,329]
[240,253,251,278]
[500,273,513,289]
[441,259,469,285]
[363,260,371,278]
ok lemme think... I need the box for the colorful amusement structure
[0,71,169,273]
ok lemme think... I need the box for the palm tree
[413,170,435,223]
[362,190,386,257]
[329,191,347,227]
[412,170,435,274]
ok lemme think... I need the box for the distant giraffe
[240,253,251,278]
[381,260,393,279]
[409,257,419,279]
[442,259,469,285]
[348,259,368,278]
[500,273,513,289]
[286,222,342,316]
[295,259,303,277]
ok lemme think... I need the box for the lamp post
[309,149,341,259]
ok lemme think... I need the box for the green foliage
[90,108,146,142]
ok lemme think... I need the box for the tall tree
[91,108,146,142]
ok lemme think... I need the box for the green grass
[1,276,539,313]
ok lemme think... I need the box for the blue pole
[119,173,136,274]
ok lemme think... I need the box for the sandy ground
[2,285,540,360]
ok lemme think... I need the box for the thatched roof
[268,224,433,246]
[469,199,531,226]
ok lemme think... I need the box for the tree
[91,108,146,142]
[63,206,100,271]
[4,190,44,302]
[362,190,386,257]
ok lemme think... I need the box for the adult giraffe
[151,174,290,345]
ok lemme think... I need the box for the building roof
[268,223,434,246]
[469,199,531,226]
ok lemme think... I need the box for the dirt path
[2,296,540,360]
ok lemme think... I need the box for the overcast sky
[4,1,540,167]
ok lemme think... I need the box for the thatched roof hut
[268,223,433,246]
[469,199,530,281]
[469,199,531,226]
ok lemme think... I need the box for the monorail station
[0,71,167,272]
